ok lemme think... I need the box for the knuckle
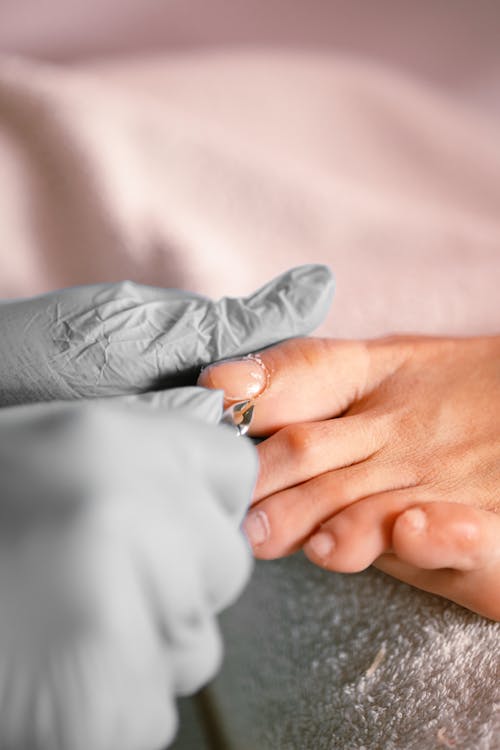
[281,423,316,465]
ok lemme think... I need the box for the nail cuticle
[220,354,270,403]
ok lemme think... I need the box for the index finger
[198,337,370,435]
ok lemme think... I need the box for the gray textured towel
[207,553,499,749]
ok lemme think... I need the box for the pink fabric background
[0,2,499,338]
[2,0,500,117]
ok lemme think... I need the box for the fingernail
[308,531,335,558]
[199,356,268,401]
[243,510,270,547]
[402,508,427,532]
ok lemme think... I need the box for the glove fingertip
[247,263,335,337]
[286,264,335,334]
[202,265,335,364]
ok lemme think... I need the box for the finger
[113,510,225,695]
[99,403,259,524]
[242,459,392,559]
[115,387,224,424]
[374,559,500,623]
[374,504,500,621]
[392,502,500,572]
[146,410,260,524]
[45,631,178,750]
[254,414,387,502]
[59,516,181,750]
[134,497,249,689]
[171,617,223,696]
[302,487,431,573]
[10,399,257,527]
[172,419,258,524]
[189,493,253,614]
[199,337,371,435]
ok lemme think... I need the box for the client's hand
[199,335,500,621]
[0,265,333,407]
[0,396,256,750]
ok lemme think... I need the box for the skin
[198,335,500,621]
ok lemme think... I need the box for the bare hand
[199,335,500,620]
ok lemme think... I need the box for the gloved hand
[0,395,257,750]
[0,266,335,750]
[0,265,334,410]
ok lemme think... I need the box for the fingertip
[209,265,335,364]
[197,355,269,404]
[305,530,336,562]
[283,264,335,333]
[303,527,369,574]
[247,264,335,336]
[201,334,365,435]
[397,507,428,534]
[303,528,376,574]
[393,503,488,572]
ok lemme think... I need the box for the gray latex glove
[0,265,335,750]
[0,265,334,409]
[0,395,257,750]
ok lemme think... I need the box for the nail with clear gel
[199,356,268,402]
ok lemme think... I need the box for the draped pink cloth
[0,2,499,338]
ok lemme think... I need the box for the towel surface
[214,554,500,750]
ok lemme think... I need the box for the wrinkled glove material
[0,265,334,406]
